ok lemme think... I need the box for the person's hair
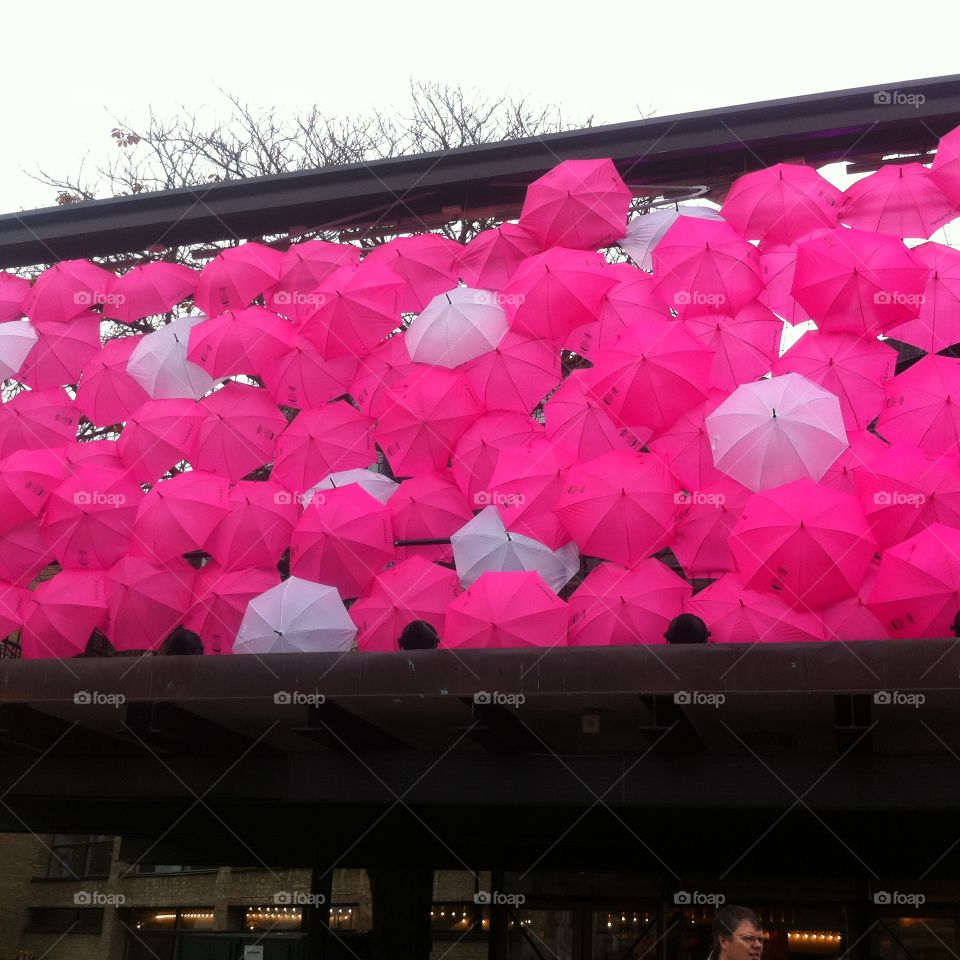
[161,626,205,656]
[665,613,710,644]
[398,620,440,650]
[952,610,960,638]
[712,905,762,955]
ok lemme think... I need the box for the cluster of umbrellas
[3,119,960,655]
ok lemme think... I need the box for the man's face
[721,920,764,960]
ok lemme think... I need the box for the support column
[303,852,335,960]
[487,869,508,960]
[368,865,434,960]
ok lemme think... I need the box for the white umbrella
[0,320,38,379]
[451,506,579,592]
[126,314,220,400]
[705,372,848,492]
[618,207,724,270]
[405,287,508,368]
[234,576,356,654]
[306,468,399,506]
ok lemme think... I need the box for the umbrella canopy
[568,559,691,646]
[672,476,751,579]
[618,207,724,271]
[187,306,294,379]
[758,242,815,325]
[730,479,876,610]
[118,398,205,483]
[75,336,151,427]
[289,484,395,599]
[20,570,105,659]
[127,314,221,400]
[18,316,102,390]
[132,470,232,563]
[721,164,842,244]
[706,373,848,491]
[931,123,960,206]
[443,570,569,649]
[193,242,284,316]
[457,223,540,291]
[877,354,960,457]
[684,573,825,643]
[234,576,356,654]
[194,382,287,482]
[348,335,417,417]
[23,260,114,324]
[0,320,38,380]
[63,439,123,471]
[307,468,399,507]
[103,554,196,651]
[820,561,889,641]
[819,429,888,496]
[0,387,80,458]
[555,450,678,565]
[105,262,198,324]
[272,401,376,494]
[0,518,53,586]
[648,390,728,491]
[772,329,896,432]
[463,331,560,416]
[261,333,358,410]
[184,563,281,655]
[388,469,472,563]
[268,240,361,323]
[0,580,27,638]
[206,478,300,570]
[0,273,31,323]
[839,163,956,239]
[405,287,508,368]
[364,234,461,313]
[351,556,461,652]
[867,523,960,638]
[450,506,579,592]
[41,465,144,570]
[519,158,632,250]
[0,448,65,537]
[375,369,482,477]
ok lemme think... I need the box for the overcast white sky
[3,0,958,213]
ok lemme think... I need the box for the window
[129,908,215,932]
[45,835,113,880]
[130,865,204,876]
[25,907,103,934]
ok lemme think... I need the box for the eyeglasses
[735,935,765,947]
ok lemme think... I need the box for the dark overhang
[1,74,958,268]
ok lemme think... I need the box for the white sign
[243,947,264,960]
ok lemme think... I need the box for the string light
[788,932,842,943]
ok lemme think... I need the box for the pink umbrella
[0,579,28,639]
[504,248,617,342]
[105,262,198,324]
[63,440,123,472]
[187,306,294,379]
[103,554,196,651]
[791,228,929,336]
[867,523,960,638]
[289,484,395,599]
[375,369,482,477]
[772,329,896,432]
[23,260,114,324]
[132,470,231,562]
[443,569,568,649]
[721,164,842,244]
[19,570,106,659]
[450,410,542,504]
[193,242,284,316]
[672,476,751,579]
[819,561,888,641]
[364,234,461,313]
[519,158,632,251]
[758,242,814,325]
[261,332,358,410]
[0,273,31,323]
[463,330,560,415]
[300,261,405,359]
[651,217,763,317]
[388,470,472,563]
[75,336,150,427]
[351,556,461,651]
[41,465,144,569]
[839,163,956,239]
[587,318,713,434]
[349,335,417,417]
[648,390,727,491]
[567,558,691,646]
[884,242,960,353]
[194,382,287,482]
[684,573,825,643]
[931,123,960,206]
[184,562,281,654]
[0,388,79,458]
[18,316,102,390]
[730,479,876,611]
[457,223,540,291]
[0,448,64,537]
[206,479,300,570]
[555,450,677,565]
[272,401,376,494]
[684,300,783,392]
[819,429,888,497]
[118,398,204,482]
[545,369,647,464]
[0,518,53,586]
[268,240,362,322]
[877,354,960,457]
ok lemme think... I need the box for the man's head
[665,613,710,644]
[713,905,763,960]
[398,620,440,651]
